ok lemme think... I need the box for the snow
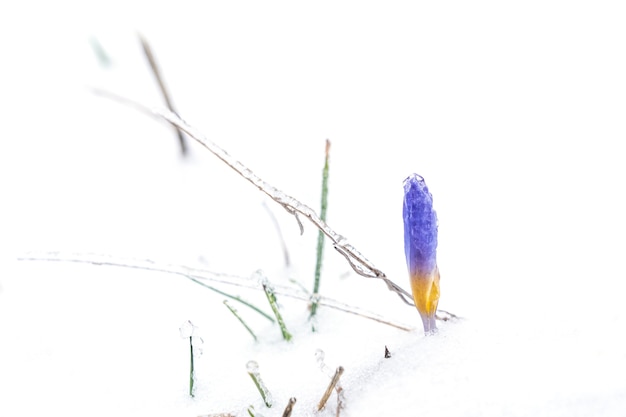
[2,1,626,416]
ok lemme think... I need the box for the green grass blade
[186,276,275,323]
[247,361,273,408]
[262,281,292,341]
[189,336,195,397]
[310,139,331,323]
[88,36,111,68]
[224,300,258,341]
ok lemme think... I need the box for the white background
[1,2,625,416]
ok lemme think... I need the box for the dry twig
[315,349,345,416]
[317,366,344,411]
[90,88,415,306]
[281,397,296,417]
[18,252,414,332]
[138,34,187,155]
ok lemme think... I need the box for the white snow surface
[1,1,626,416]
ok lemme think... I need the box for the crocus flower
[403,173,440,334]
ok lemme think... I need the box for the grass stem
[310,140,331,324]
[262,280,292,341]
[88,36,111,67]
[187,276,275,323]
[189,335,195,397]
[19,253,415,331]
[246,361,273,408]
[180,320,198,398]
[224,300,257,341]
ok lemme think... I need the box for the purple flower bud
[403,174,440,334]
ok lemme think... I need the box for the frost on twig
[90,89,415,306]
[17,252,414,332]
[315,349,345,416]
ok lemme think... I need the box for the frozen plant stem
[315,349,345,415]
[247,361,273,408]
[262,281,292,341]
[188,276,274,323]
[180,321,198,398]
[310,139,331,323]
[317,366,344,411]
[138,34,187,156]
[282,397,297,417]
[91,89,415,305]
[189,336,195,397]
[18,253,414,331]
[335,384,345,417]
[224,300,257,341]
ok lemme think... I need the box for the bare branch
[90,88,414,306]
[18,252,414,332]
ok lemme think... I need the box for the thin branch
[18,252,414,332]
[138,34,187,156]
[333,244,414,305]
[90,88,415,306]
